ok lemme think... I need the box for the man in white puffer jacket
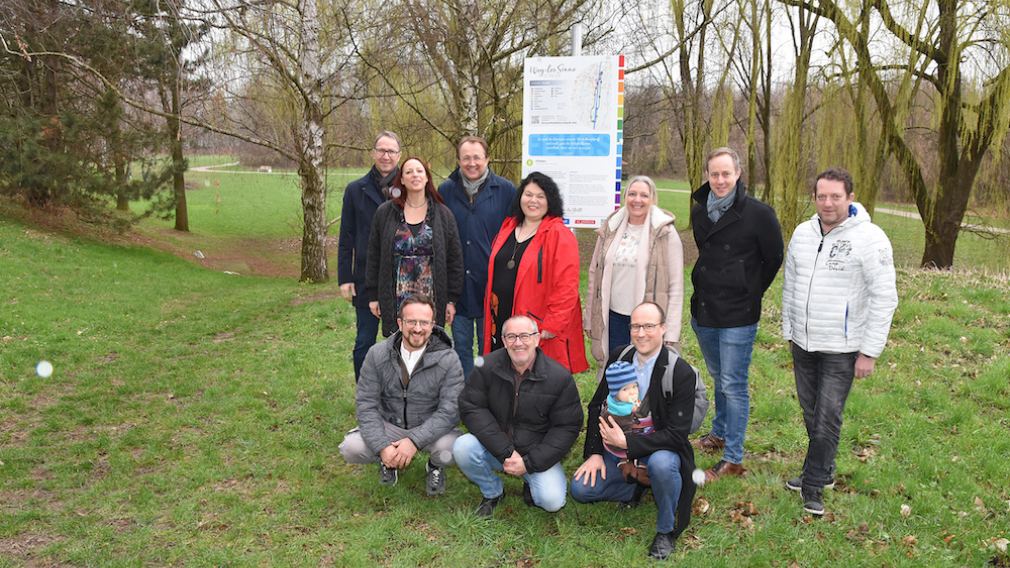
[781,168,898,517]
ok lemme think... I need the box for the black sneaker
[522,482,534,507]
[425,462,445,496]
[786,475,835,492]
[648,531,676,560]
[379,463,397,486]
[475,494,504,518]
[801,487,825,516]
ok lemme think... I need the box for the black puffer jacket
[458,348,583,473]
[690,179,783,328]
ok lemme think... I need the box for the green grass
[2,174,1009,565]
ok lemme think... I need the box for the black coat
[583,346,697,540]
[337,168,389,308]
[458,348,583,474]
[364,199,464,337]
[689,180,783,328]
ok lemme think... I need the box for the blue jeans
[791,344,856,489]
[570,451,683,534]
[451,314,484,379]
[608,310,631,353]
[353,305,380,382]
[452,433,567,512]
[691,319,758,464]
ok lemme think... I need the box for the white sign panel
[522,55,624,228]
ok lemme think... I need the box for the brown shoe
[692,432,725,452]
[704,460,746,483]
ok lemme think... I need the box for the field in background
[2,163,1008,565]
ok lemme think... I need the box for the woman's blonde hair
[624,175,658,201]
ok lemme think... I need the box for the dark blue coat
[437,168,516,318]
[338,168,389,308]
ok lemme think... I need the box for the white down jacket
[782,203,898,357]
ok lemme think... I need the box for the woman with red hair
[365,157,463,336]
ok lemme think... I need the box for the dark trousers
[353,305,380,382]
[608,310,631,354]
[791,343,857,489]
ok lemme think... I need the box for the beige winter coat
[584,205,685,364]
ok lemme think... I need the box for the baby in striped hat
[601,360,654,458]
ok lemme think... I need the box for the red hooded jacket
[482,215,589,374]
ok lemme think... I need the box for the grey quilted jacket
[355,327,464,453]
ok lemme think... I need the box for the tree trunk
[115,159,129,211]
[760,0,773,202]
[167,68,188,232]
[297,0,328,283]
[921,219,958,269]
[299,153,328,283]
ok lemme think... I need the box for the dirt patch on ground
[0,533,64,566]
[123,228,313,278]
[290,290,341,306]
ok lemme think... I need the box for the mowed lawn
[1,168,1009,565]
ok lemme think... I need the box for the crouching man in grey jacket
[339,294,465,496]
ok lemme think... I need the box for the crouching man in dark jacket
[571,302,698,561]
[453,315,583,518]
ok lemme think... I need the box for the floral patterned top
[394,220,435,309]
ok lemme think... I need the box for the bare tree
[198,0,362,282]
[637,0,739,190]
[769,2,818,234]
[350,0,604,178]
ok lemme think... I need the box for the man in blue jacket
[338,131,401,381]
[438,136,515,378]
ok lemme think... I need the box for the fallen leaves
[992,538,1010,554]
[853,445,877,463]
[692,497,710,516]
[729,501,759,530]
[975,496,988,515]
[846,523,870,543]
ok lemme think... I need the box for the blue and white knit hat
[606,361,637,397]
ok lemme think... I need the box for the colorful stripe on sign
[615,54,625,212]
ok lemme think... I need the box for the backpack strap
[662,348,678,399]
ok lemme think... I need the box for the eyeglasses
[630,323,662,333]
[503,331,539,344]
[401,319,433,329]
[373,148,401,157]
[460,155,486,164]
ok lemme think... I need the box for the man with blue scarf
[688,147,783,484]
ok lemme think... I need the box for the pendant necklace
[507,223,537,270]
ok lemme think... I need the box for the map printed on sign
[522,55,624,228]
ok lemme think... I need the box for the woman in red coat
[482,172,589,374]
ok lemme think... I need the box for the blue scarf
[707,187,736,223]
[607,394,634,417]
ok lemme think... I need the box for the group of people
[336,133,898,560]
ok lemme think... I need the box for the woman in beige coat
[584,175,685,364]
